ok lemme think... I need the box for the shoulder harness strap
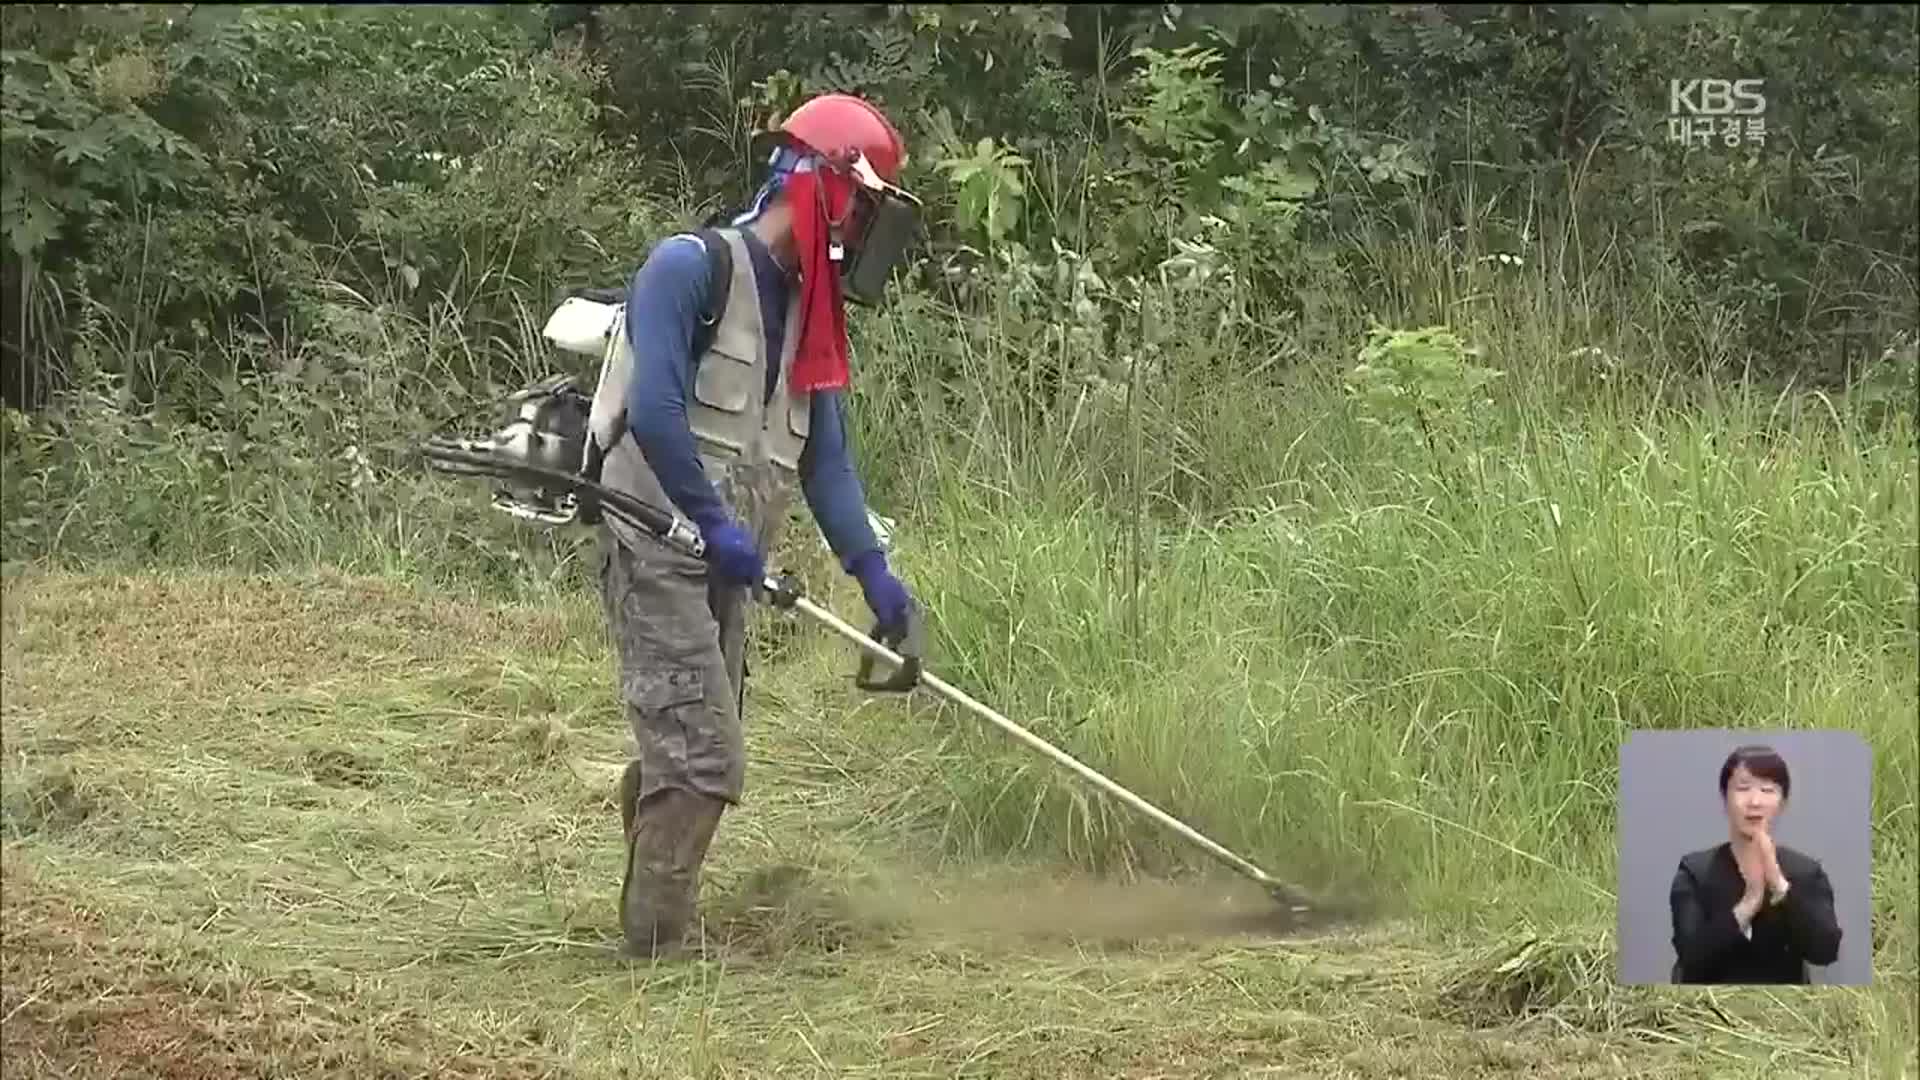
[676,227,733,359]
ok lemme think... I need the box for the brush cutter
[420,431,1320,915]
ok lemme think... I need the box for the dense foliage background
[4,4,1915,414]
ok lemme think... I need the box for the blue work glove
[692,512,765,587]
[846,548,912,633]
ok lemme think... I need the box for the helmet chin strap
[818,166,850,264]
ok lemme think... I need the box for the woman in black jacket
[1669,745,1844,984]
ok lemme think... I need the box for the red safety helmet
[778,93,908,188]
[766,92,921,308]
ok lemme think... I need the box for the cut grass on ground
[2,569,1911,1078]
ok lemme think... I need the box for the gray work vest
[597,229,811,557]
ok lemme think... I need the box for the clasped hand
[1736,825,1790,920]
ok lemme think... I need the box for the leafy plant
[1344,325,1504,456]
[933,137,1029,245]
[0,48,205,266]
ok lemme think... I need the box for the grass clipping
[1430,926,1736,1042]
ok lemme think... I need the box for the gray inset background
[1616,729,1872,985]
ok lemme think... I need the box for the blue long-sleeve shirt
[623,231,881,569]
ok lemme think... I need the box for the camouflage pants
[594,443,795,806]
[597,525,752,806]
[596,509,756,957]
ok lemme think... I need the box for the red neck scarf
[784,168,857,392]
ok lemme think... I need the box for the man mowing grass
[591,93,922,958]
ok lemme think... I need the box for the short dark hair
[1719,744,1791,799]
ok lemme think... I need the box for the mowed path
[0,570,1877,1078]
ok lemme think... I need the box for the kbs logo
[1668,79,1767,117]
[1666,79,1768,148]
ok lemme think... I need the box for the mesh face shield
[836,152,921,306]
[734,144,921,306]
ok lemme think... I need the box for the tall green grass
[893,387,1915,910]
[0,283,604,601]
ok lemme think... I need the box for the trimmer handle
[760,573,805,610]
[856,599,925,693]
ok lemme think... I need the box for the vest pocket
[767,391,811,472]
[691,345,756,415]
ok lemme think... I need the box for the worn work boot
[617,760,643,840]
[615,759,644,952]
[620,787,726,959]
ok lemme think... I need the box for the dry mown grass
[1,567,1907,1078]
[0,854,564,1080]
